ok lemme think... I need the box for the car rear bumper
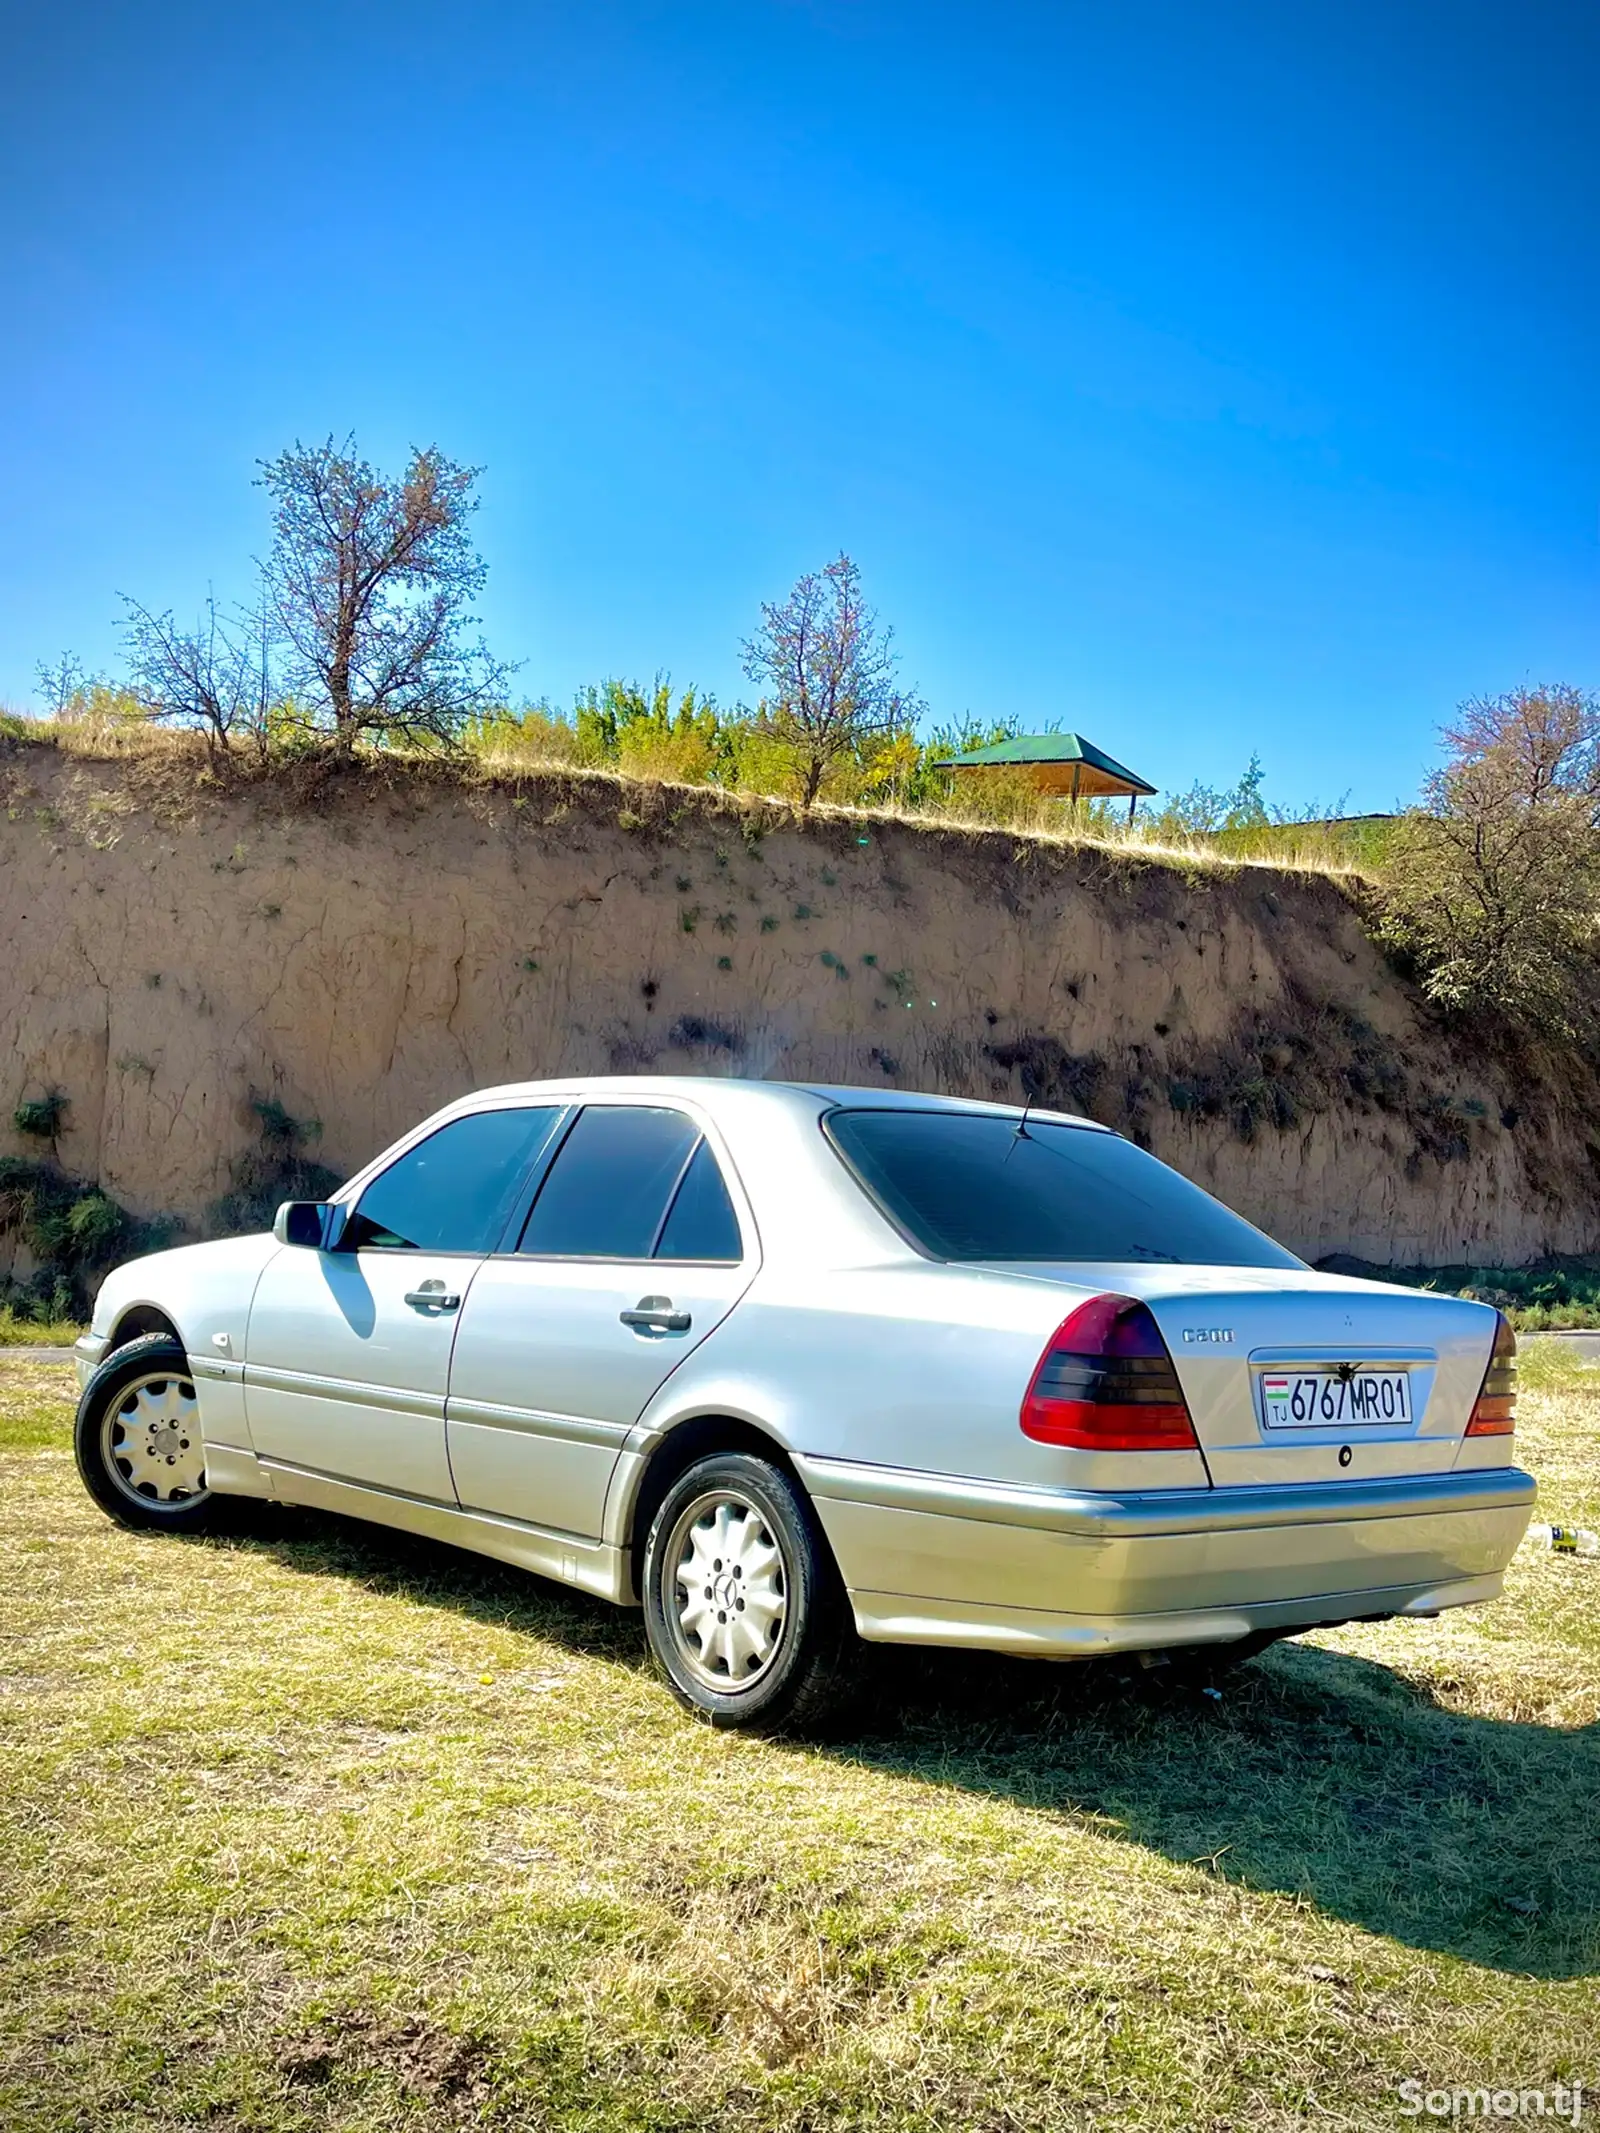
[795,1456,1537,1657]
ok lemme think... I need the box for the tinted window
[519,1106,700,1258]
[655,1139,742,1262]
[827,1109,1300,1268]
[346,1107,562,1253]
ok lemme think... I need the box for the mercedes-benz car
[73,1077,1534,1729]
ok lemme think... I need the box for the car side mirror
[273,1200,342,1249]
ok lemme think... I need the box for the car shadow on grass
[247,1506,1600,1984]
[837,1640,1600,1984]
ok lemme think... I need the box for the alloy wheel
[99,1372,208,1510]
[664,1489,789,1693]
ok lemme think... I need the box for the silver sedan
[73,1077,1534,1730]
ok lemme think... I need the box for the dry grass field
[1,1349,1596,2131]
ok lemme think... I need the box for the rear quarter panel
[633,1262,1213,1492]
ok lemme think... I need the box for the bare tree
[742,554,924,806]
[121,596,277,758]
[258,437,508,756]
[35,652,89,719]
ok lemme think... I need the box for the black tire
[641,1451,854,1733]
[74,1334,222,1535]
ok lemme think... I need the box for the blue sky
[2,0,1596,809]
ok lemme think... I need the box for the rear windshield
[826,1108,1300,1268]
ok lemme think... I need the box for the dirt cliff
[3,736,1597,1266]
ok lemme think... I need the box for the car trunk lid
[968,1263,1499,1486]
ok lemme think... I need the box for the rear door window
[518,1106,704,1259]
[826,1108,1299,1268]
[344,1107,563,1253]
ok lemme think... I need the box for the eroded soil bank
[3,738,1597,1265]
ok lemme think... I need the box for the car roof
[790,1081,1106,1128]
[449,1074,1104,1131]
[332,1074,1111,1263]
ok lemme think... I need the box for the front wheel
[75,1334,221,1534]
[641,1452,853,1732]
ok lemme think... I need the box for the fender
[87,1234,284,1458]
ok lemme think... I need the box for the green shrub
[12,1092,67,1140]
[1340,1254,1600,1331]
[66,1192,127,1256]
[0,1151,177,1320]
[0,1300,82,1342]
[207,1095,342,1236]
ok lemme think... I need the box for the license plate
[1259,1367,1412,1429]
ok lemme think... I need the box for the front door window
[347,1107,563,1254]
[245,1105,562,1500]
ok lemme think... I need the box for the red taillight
[1021,1294,1200,1451]
[1466,1312,1517,1437]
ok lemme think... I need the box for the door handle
[620,1295,692,1333]
[404,1286,461,1312]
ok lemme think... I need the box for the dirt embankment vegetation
[3,724,1600,1327]
[41,432,1600,1043]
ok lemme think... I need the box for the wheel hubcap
[666,1491,788,1693]
[101,1373,207,1508]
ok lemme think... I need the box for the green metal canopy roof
[931,731,1157,795]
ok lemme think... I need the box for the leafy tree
[1149,753,1269,839]
[573,677,730,784]
[926,713,1026,761]
[742,554,925,806]
[258,437,508,756]
[856,728,928,808]
[465,699,584,766]
[1379,684,1600,1031]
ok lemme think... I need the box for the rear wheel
[74,1334,221,1534]
[641,1452,853,1732]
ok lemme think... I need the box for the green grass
[1,1356,1597,2130]
[0,1309,81,1347]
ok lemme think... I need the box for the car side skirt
[230,1450,632,1603]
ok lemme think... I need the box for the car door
[244,1105,564,1501]
[445,1103,756,1537]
